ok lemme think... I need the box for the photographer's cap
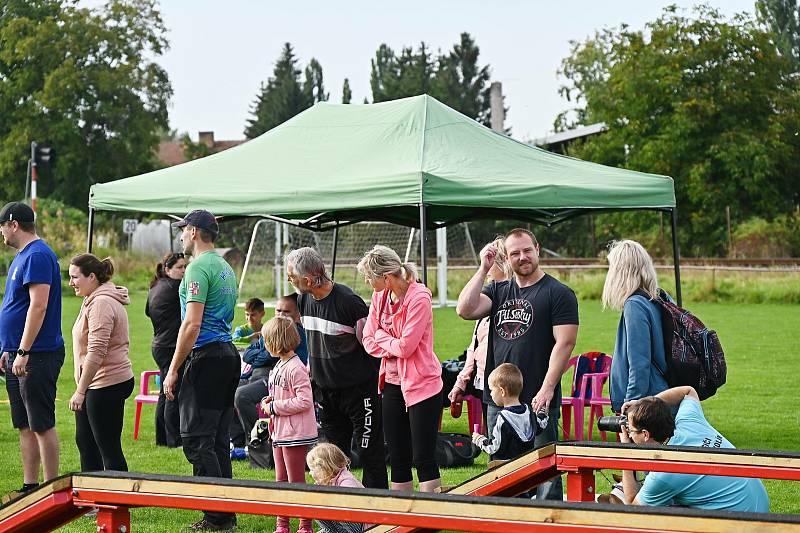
[171,209,218,235]
[0,202,35,223]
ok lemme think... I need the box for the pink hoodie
[72,282,134,389]
[362,281,442,407]
[267,355,318,447]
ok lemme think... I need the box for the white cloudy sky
[84,0,757,141]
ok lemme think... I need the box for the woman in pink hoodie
[359,245,443,493]
[260,316,317,533]
[68,254,134,472]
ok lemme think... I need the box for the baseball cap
[0,202,35,223]
[171,209,219,235]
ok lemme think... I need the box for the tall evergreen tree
[369,34,495,125]
[245,43,325,138]
[431,33,493,124]
[370,43,434,102]
[342,78,352,103]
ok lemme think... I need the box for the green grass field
[0,292,798,531]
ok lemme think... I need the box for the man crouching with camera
[617,386,769,512]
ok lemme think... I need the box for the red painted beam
[0,491,87,533]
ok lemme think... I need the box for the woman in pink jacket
[359,245,443,493]
[260,316,317,533]
[68,254,134,472]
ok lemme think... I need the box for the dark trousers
[317,377,388,489]
[234,377,269,445]
[75,378,134,472]
[152,346,183,447]
[382,383,441,483]
[179,342,240,526]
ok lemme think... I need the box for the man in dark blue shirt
[0,202,64,495]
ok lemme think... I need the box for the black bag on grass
[436,432,480,468]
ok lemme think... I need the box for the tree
[0,0,172,208]
[369,34,495,125]
[430,33,493,125]
[557,6,800,255]
[342,78,352,104]
[757,0,800,69]
[244,43,327,138]
[370,43,434,102]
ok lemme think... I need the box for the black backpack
[436,432,480,468]
[650,289,727,400]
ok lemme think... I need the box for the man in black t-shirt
[285,247,388,490]
[457,228,578,500]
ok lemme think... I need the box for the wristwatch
[16,348,30,357]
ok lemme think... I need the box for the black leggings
[75,377,134,472]
[382,383,441,484]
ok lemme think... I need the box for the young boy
[472,363,546,460]
[233,298,266,345]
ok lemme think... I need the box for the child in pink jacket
[359,245,443,494]
[260,316,317,533]
[307,443,368,533]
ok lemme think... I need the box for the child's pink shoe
[273,527,291,533]
[296,527,313,533]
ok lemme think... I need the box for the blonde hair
[488,363,523,397]
[601,240,659,311]
[357,245,418,283]
[491,237,513,279]
[262,316,300,355]
[306,443,350,485]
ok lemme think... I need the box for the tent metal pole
[331,225,339,281]
[670,208,683,306]
[86,207,95,253]
[419,204,428,285]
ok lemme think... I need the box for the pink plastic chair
[463,394,484,435]
[560,352,611,441]
[133,370,160,440]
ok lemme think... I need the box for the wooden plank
[69,473,800,533]
[557,444,800,470]
[0,476,72,521]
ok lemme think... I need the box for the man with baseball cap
[0,201,65,495]
[163,209,239,532]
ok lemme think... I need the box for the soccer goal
[238,220,478,306]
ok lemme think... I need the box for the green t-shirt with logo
[180,251,238,348]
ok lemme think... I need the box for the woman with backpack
[602,240,669,414]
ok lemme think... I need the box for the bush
[733,214,800,258]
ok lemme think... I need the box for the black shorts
[5,348,65,432]
[179,342,240,438]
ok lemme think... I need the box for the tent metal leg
[670,208,682,306]
[86,207,95,253]
[419,204,428,286]
[331,226,339,281]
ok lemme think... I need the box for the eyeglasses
[627,427,645,435]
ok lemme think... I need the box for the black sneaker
[184,518,236,531]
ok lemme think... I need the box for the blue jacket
[242,323,309,368]
[610,294,669,412]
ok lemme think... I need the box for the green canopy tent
[88,95,682,301]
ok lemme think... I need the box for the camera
[597,415,627,433]
[249,418,271,447]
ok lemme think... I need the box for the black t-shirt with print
[481,273,579,406]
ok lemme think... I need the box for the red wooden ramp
[1,442,799,533]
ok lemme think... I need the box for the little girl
[261,316,317,533]
[306,443,366,533]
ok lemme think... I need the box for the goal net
[238,221,478,304]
